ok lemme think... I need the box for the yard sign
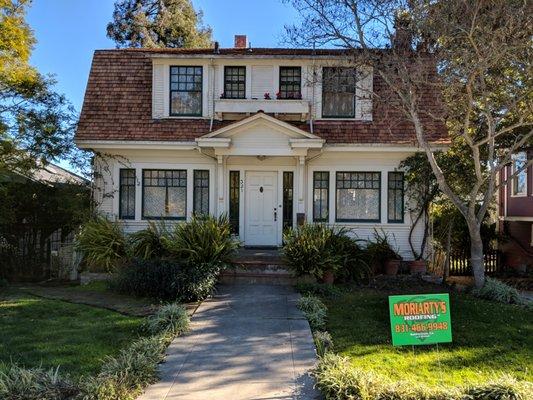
[389,293,452,346]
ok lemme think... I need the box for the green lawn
[324,287,533,387]
[0,291,143,378]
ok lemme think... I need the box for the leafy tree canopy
[0,0,87,176]
[107,0,213,49]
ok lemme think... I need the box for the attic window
[170,66,203,116]
[322,67,356,118]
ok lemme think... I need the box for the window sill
[142,217,186,221]
[335,219,381,223]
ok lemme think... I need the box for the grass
[324,287,533,387]
[0,291,143,379]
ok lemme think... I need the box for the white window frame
[511,152,528,197]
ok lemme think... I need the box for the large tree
[285,0,532,287]
[0,0,83,175]
[107,0,212,49]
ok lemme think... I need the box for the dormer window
[224,66,246,99]
[279,67,301,99]
[170,66,203,116]
[322,67,356,118]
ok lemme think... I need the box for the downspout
[309,42,316,135]
[209,57,216,132]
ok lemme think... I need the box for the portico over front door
[244,171,279,246]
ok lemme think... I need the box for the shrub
[464,376,533,400]
[75,217,128,272]
[163,214,238,267]
[297,295,327,331]
[144,303,190,336]
[330,233,371,282]
[84,337,166,400]
[472,278,527,306]
[283,224,342,279]
[313,353,384,400]
[0,363,78,400]
[129,222,168,260]
[295,282,345,298]
[365,229,402,272]
[314,331,334,357]
[111,258,219,302]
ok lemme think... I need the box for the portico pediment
[196,113,324,156]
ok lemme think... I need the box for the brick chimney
[234,35,247,49]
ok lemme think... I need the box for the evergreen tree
[107,0,213,49]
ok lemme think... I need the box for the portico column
[297,156,305,214]
[217,155,225,216]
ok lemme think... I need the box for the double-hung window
[170,66,203,116]
[142,170,187,219]
[279,67,301,99]
[322,67,356,118]
[119,169,136,220]
[224,66,246,99]
[336,172,380,222]
[193,170,209,215]
[388,172,404,223]
[512,152,527,196]
[313,171,329,222]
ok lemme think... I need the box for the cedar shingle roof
[76,49,449,145]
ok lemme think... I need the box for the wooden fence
[449,248,503,276]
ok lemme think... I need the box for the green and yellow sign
[389,293,452,346]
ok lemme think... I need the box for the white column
[217,155,225,215]
[297,156,306,214]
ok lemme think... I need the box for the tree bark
[443,221,452,280]
[468,221,485,288]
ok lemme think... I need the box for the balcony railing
[214,99,309,121]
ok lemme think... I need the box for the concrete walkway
[138,285,321,400]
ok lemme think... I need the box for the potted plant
[409,259,427,275]
[366,229,402,275]
[264,92,271,100]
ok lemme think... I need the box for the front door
[245,171,278,246]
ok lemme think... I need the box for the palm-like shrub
[75,217,128,272]
[283,224,342,279]
[330,233,371,282]
[365,229,401,271]
[129,222,168,260]
[163,214,238,267]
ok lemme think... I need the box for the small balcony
[214,99,310,121]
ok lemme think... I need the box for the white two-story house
[75,35,447,258]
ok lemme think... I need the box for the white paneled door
[245,171,279,246]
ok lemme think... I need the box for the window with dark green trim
[119,169,135,220]
[322,67,356,118]
[279,67,301,99]
[170,66,203,116]
[229,171,240,235]
[193,170,209,215]
[142,170,187,220]
[283,172,294,229]
[313,171,329,222]
[388,172,404,223]
[224,66,246,99]
[336,172,380,222]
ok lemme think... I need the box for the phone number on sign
[395,322,448,333]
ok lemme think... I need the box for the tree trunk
[443,221,452,280]
[468,222,485,288]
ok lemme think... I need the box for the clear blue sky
[27,0,300,113]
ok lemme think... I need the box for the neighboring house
[75,35,447,259]
[498,149,533,271]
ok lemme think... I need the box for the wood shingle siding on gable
[76,49,448,145]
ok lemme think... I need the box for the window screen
[322,67,356,118]
[119,169,135,219]
[170,66,203,116]
[142,170,187,219]
[224,66,246,99]
[313,171,329,222]
[336,172,380,222]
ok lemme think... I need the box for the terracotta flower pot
[385,259,400,276]
[321,269,335,284]
[409,260,427,275]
